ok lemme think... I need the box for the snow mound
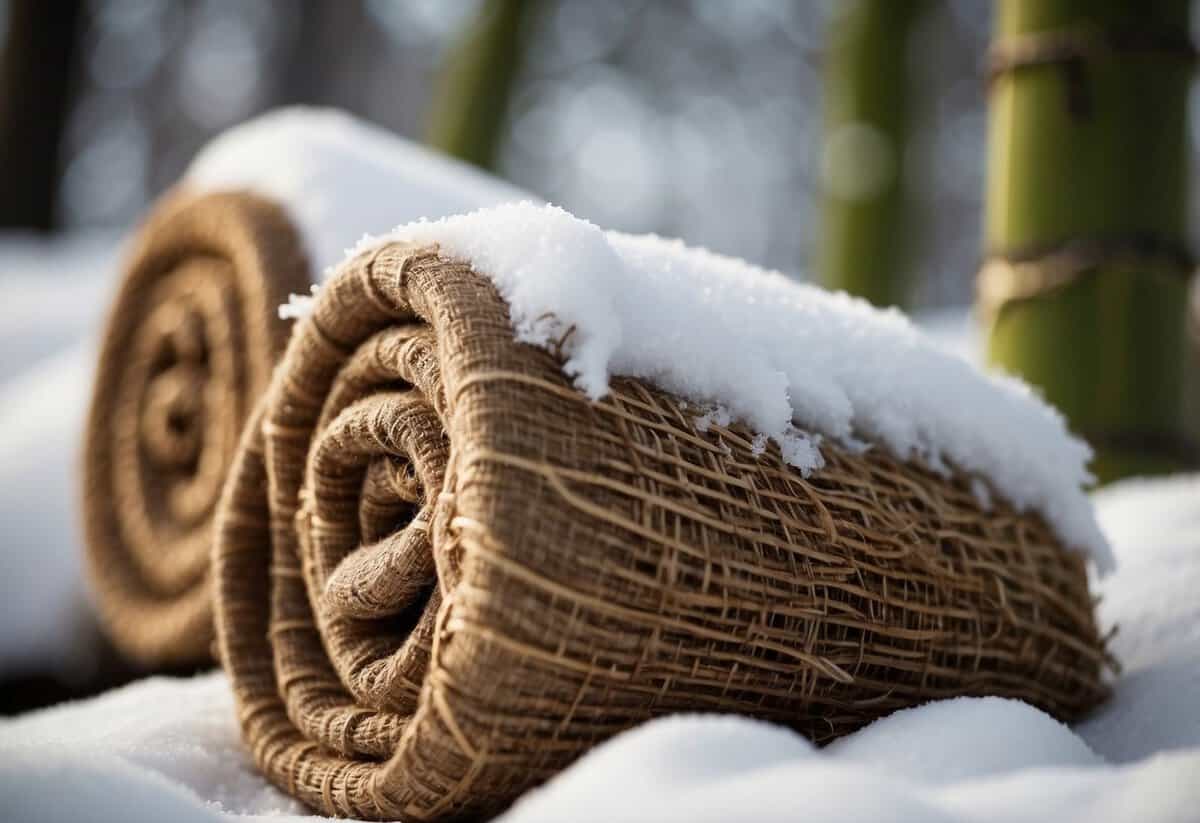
[362,202,1109,569]
[0,231,116,382]
[1,752,228,823]
[186,106,537,276]
[506,710,1199,823]
[1078,474,1200,762]
[0,675,304,820]
[0,344,96,676]
[826,696,1102,783]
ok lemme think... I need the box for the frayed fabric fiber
[82,189,309,665]
[214,242,1109,821]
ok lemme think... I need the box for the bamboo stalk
[818,0,925,308]
[424,0,534,171]
[983,0,1197,481]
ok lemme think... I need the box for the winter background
[2,1,1199,822]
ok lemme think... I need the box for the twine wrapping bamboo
[83,189,309,665]
[214,242,1109,821]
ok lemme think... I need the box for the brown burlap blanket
[83,190,309,665]
[213,241,1109,821]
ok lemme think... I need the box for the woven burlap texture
[214,242,1109,822]
[83,189,309,665]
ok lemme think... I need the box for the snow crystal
[969,476,994,511]
[277,285,320,320]
[359,202,1110,570]
[692,405,731,433]
[186,107,537,276]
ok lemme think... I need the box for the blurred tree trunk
[424,0,535,171]
[982,0,1197,481]
[818,0,925,308]
[0,0,82,230]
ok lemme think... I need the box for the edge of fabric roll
[83,189,309,666]
[215,243,1108,821]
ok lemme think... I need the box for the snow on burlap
[183,114,1105,567]
[186,107,536,276]
[359,203,1109,569]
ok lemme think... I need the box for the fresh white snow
[0,344,97,677]
[504,712,1200,823]
[0,231,117,383]
[187,107,538,276]
[0,675,307,821]
[358,202,1110,570]
[1077,475,1200,762]
[0,231,117,677]
[913,305,982,364]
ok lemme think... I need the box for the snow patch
[1077,474,1200,762]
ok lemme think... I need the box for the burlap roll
[214,243,1109,821]
[83,190,309,665]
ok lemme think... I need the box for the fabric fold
[82,189,310,665]
[214,242,1109,821]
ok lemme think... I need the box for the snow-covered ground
[0,233,117,677]
[1,472,1196,822]
[0,232,117,384]
[0,344,98,676]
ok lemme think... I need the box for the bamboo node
[976,234,1196,324]
[986,25,1196,118]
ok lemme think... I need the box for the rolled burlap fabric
[214,241,1109,821]
[80,108,537,668]
[82,189,310,665]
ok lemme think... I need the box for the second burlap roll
[214,241,1108,821]
[83,189,309,665]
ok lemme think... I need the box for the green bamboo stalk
[983,0,1196,481]
[818,0,925,308]
[424,0,533,171]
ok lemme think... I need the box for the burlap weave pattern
[213,242,1108,821]
[83,189,309,665]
